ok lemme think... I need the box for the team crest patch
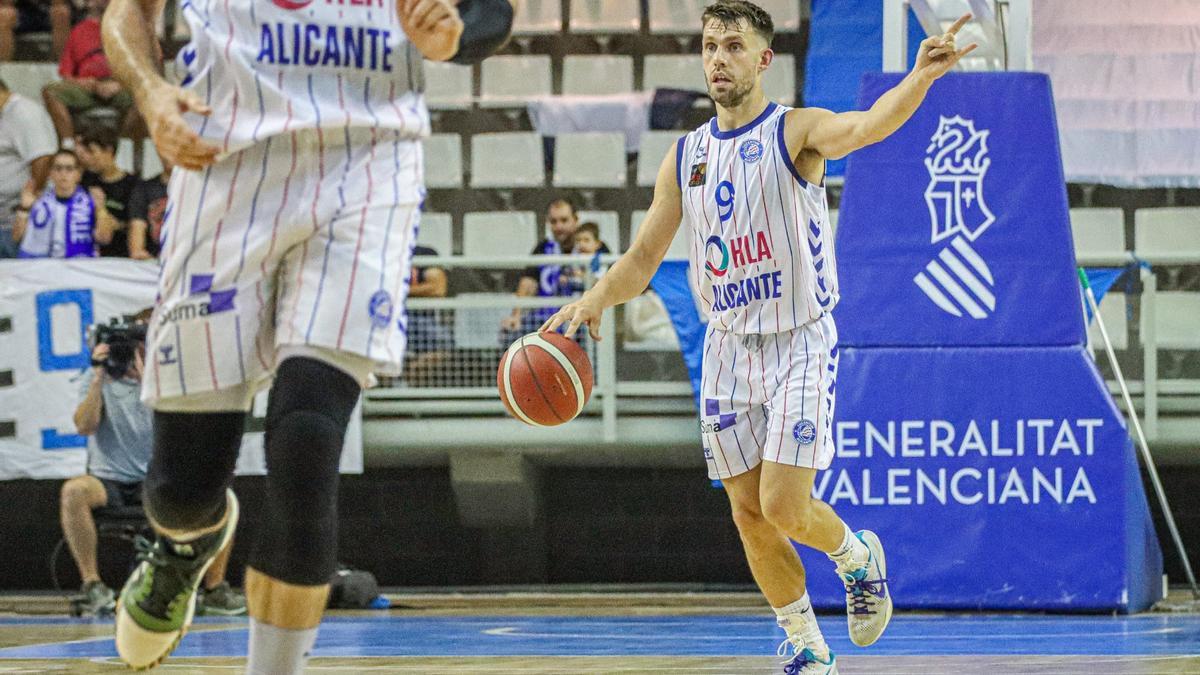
[739,139,764,164]
[368,290,394,329]
[688,162,708,187]
[793,419,817,445]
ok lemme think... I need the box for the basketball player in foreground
[543,2,976,672]
[101,0,513,670]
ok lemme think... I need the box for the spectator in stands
[13,148,111,257]
[76,125,136,256]
[66,308,245,617]
[502,198,611,334]
[42,0,136,144]
[404,245,453,387]
[0,77,57,258]
[0,0,73,62]
[563,221,608,293]
[127,151,169,259]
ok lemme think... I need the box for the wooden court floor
[0,592,1197,674]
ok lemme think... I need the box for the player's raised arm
[541,142,684,340]
[788,13,978,161]
[102,0,218,171]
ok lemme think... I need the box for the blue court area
[1,613,1198,660]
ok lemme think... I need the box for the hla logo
[705,232,774,277]
[914,115,997,319]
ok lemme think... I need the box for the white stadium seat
[643,55,705,93]
[648,0,704,35]
[423,134,464,189]
[562,55,635,96]
[829,209,840,236]
[569,0,642,34]
[577,210,622,253]
[763,54,796,105]
[637,131,682,187]
[513,0,563,35]
[633,209,690,259]
[1144,292,1200,351]
[470,132,546,189]
[417,212,454,256]
[424,61,474,110]
[1134,208,1200,260]
[553,133,627,188]
[480,55,551,107]
[756,0,802,32]
[0,63,59,102]
[1070,208,1126,259]
[1088,292,1128,351]
[462,211,539,257]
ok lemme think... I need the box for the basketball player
[100,0,514,671]
[543,2,976,672]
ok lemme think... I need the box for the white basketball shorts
[143,127,423,408]
[699,313,840,480]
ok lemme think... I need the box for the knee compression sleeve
[144,411,245,532]
[249,357,360,586]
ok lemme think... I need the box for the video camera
[89,316,148,379]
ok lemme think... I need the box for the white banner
[0,260,362,480]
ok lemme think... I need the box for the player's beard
[709,76,755,110]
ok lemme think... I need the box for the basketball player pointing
[101,0,514,671]
[544,3,975,672]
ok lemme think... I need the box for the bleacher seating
[424,61,474,111]
[762,54,797,105]
[512,0,563,35]
[0,62,58,102]
[1088,292,1128,351]
[424,134,464,189]
[1146,292,1200,351]
[480,55,552,107]
[643,55,706,93]
[568,0,642,34]
[418,213,454,256]
[562,55,635,96]
[647,0,707,35]
[553,132,627,188]
[1070,208,1126,258]
[462,212,539,257]
[470,132,545,188]
[637,131,682,187]
[1134,208,1200,260]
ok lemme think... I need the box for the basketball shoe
[115,490,239,670]
[777,642,838,674]
[835,529,892,647]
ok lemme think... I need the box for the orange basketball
[497,331,594,426]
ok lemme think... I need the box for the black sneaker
[198,581,247,616]
[115,490,239,670]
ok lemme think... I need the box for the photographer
[64,309,245,616]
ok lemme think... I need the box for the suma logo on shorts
[368,290,393,329]
[793,419,816,445]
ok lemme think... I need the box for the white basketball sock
[827,523,869,568]
[773,593,830,660]
[246,619,318,675]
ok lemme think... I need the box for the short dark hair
[577,222,600,239]
[546,197,578,218]
[53,148,80,166]
[77,124,118,153]
[701,0,775,46]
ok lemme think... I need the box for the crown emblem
[924,115,994,244]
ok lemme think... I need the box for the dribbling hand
[141,81,219,171]
[913,13,978,81]
[398,0,464,62]
[540,299,604,342]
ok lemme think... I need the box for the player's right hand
[541,299,603,342]
[398,0,464,62]
[141,81,219,172]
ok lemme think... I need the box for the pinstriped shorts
[142,127,423,407]
[699,313,839,480]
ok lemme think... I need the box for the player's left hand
[913,13,978,81]
[398,0,463,62]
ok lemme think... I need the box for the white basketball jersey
[678,102,838,334]
[175,0,430,155]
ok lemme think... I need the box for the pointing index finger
[946,13,972,36]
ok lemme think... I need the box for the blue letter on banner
[36,289,93,372]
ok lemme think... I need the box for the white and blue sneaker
[777,642,838,675]
[835,529,892,647]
